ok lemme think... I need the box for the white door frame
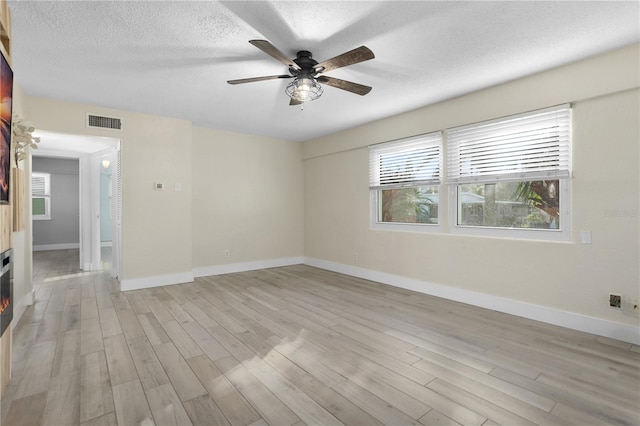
[78,154,89,270]
[111,145,122,279]
[31,131,121,276]
[80,150,109,271]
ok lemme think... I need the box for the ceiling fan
[227,40,375,106]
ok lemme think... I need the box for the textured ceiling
[7,1,640,142]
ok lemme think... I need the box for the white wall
[303,44,640,340]
[191,127,304,275]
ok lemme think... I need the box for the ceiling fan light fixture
[285,76,323,102]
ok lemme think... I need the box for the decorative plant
[12,116,40,168]
[515,180,560,221]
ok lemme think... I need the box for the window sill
[371,222,441,233]
[450,224,571,242]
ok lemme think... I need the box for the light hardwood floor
[1,249,639,425]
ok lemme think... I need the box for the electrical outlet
[609,293,622,309]
[224,250,231,258]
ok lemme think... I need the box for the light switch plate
[580,230,592,244]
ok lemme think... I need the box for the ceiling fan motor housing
[292,50,320,76]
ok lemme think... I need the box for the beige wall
[22,97,304,283]
[25,97,193,280]
[303,44,640,328]
[191,127,303,268]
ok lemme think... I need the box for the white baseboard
[304,257,640,345]
[193,257,304,278]
[120,271,195,291]
[120,257,304,291]
[33,243,80,252]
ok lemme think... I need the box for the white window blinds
[31,172,50,196]
[369,132,442,190]
[446,105,571,184]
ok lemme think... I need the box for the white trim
[193,257,304,278]
[122,257,304,291]
[303,257,640,345]
[100,241,113,247]
[120,271,195,292]
[33,243,80,251]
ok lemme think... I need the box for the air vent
[86,113,122,130]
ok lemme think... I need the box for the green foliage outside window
[32,197,46,215]
[380,187,438,224]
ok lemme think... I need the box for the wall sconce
[101,160,111,170]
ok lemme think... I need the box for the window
[32,172,51,220]
[446,105,571,238]
[369,132,442,230]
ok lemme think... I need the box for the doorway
[32,131,121,279]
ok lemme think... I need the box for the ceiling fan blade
[289,98,302,106]
[227,75,292,85]
[249,40,301,70]
[315,46,374,73]
[317,76,372,96]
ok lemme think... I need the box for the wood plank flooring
[1,249,639,425]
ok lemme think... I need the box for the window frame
[370,185,443,233]
[367,105,573,241]
[32,171,51,221]
[369,132,442,232]
[445,104,572,241]
[447,178,571,241]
